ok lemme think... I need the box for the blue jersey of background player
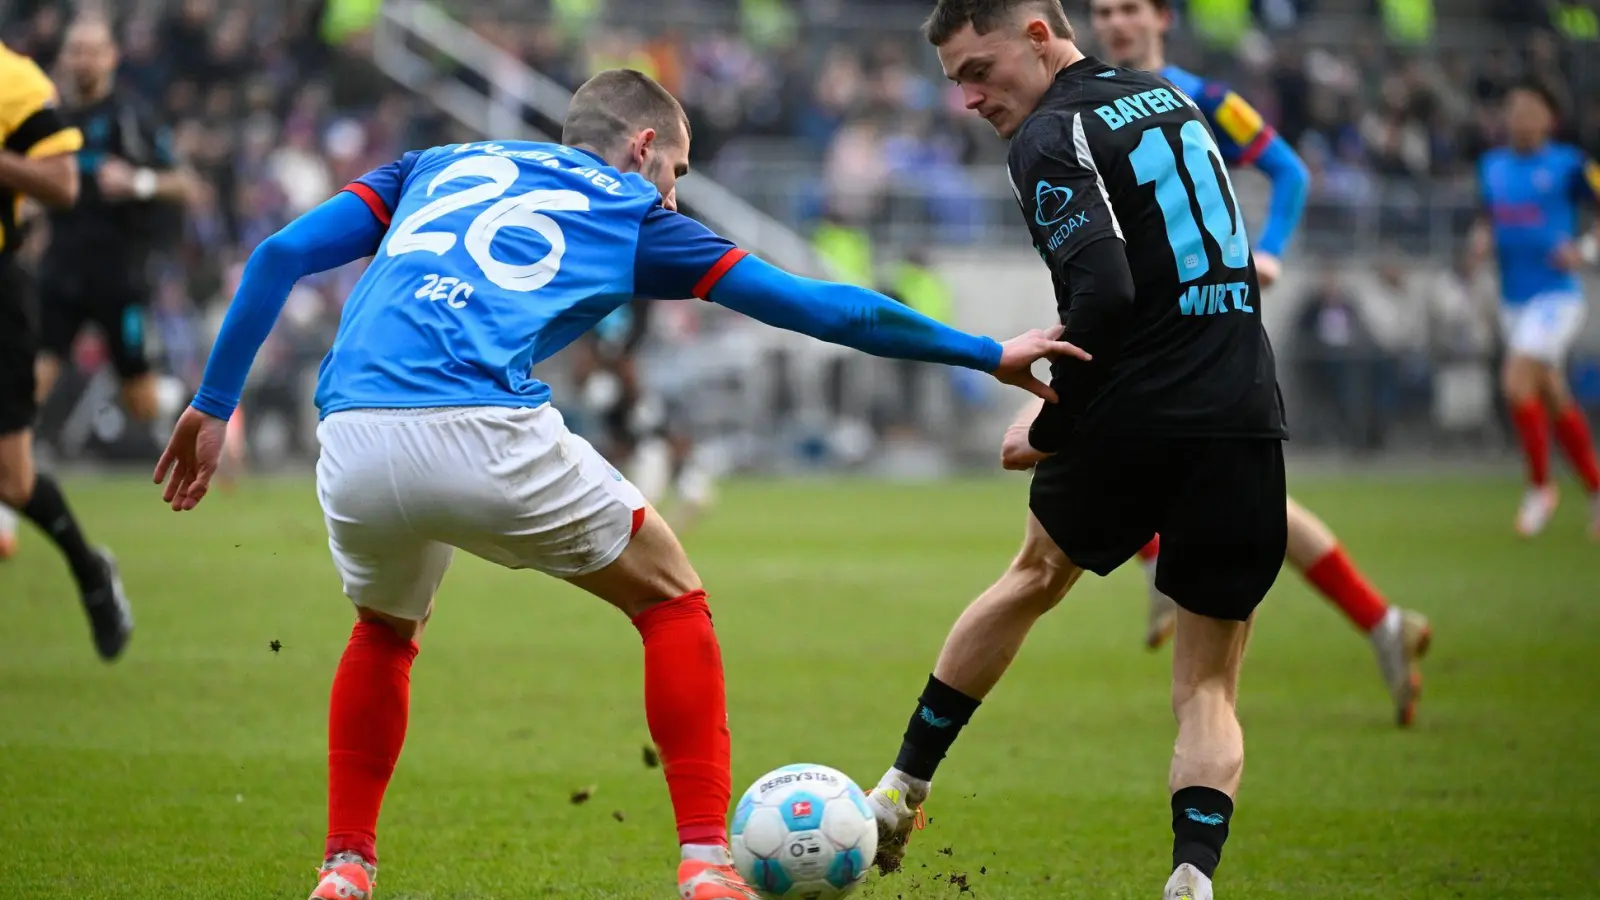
[1471,92,1600,310]
[1467,80,1600,540]
[1089,0,1309,288]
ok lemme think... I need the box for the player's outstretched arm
[1248,132,1308,255]
[155,190,386,511]
[706,255,1089,401]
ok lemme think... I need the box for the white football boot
[1162,863,1214,900]
[0,503,17,560]
[866,769,928,875]
[1369,607,1432,727]
[1515,485,1559,538]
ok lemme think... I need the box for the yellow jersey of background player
[0,40,134,664]
[0,39,83,435]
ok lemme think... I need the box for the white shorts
[315,405,646,620]
[1500,293,1587,366]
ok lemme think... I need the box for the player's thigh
[33,282,84,361]
[0,282,38,439]
[316,414,454,621]
[1171,606,1253,707]
[93,294,153,381]
[1504,294,1586,368]
[1283,495,1335,570]
[1155,439,1288,622]
[444,406,667,587]
[565,504,701,618]
[1006,509,1085,607]
[1028,437,1171,579]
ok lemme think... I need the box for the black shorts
[0,259,39,435]
[1029,435,1287,621]
[37,269,151,379]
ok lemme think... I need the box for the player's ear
[1025,17,1052,48]
[630,127,659,169]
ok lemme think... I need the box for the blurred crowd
[464,0,1600,237]
[4,0,461,391]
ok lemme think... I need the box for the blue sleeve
[190,191,389,420]
[342,150,423,226]
[1251,134,1310,258]
[706,255,1003,371]
[632,205,743,299]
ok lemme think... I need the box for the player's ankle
[883,768,931,799]
[1170,786,1232,880]
[891,674,981,786]
[681,842,733,866]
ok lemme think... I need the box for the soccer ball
[731,763,878,900]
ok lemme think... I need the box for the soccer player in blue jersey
[1468,81,1600,539]
[1079,0,1431,725]
[152,69,1085,900]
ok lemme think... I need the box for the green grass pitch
[0,473,1595,898]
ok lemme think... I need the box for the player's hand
[993,324,1090,403]
[1000,421,1052,471]
[97,157,137,201]
[154,406,229,511]
[1254,251,1282,288]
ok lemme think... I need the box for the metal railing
[370,0,828,278]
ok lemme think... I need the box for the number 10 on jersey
[1131,120,1250,284]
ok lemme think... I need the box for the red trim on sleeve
[691,248,749,300]
[1237,127,1277,167]
[343,182,392,227]
[630,505,647,537]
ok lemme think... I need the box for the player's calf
[872,515,1080,875]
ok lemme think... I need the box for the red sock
[326,620,419,865]
[632,590,730,847]
[1511,398,1551,487]
[1136,535,1160,563]
[1301,545,1389,633]
[1552,404,1600,493]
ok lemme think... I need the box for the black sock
[1171,786,1233,879]
[21,473,104,591]
[892,674,981,782]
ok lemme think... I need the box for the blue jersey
[1479,142,1600,305]
[316,141,744,416]
[1161,66,1275,168]
[1160,65,1308,258]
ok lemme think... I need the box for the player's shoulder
[0,42,60,115]
[1478,146,1513,170]
[1548,141,1590,167]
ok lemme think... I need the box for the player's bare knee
[1004,546,1078,612]
[566,507,704,618]
[1502,357,1540,403]
[0,469,31,509]
[356,606,427,643]
[122,376,159,421]
[1539,367,1573,409]
[0,440,34,508]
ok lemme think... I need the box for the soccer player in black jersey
[866,2,1286,897]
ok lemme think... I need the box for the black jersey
[1007,57,1286,441]
[42,89,177,276]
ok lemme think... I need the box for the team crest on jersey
[1033,180,1076,226]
